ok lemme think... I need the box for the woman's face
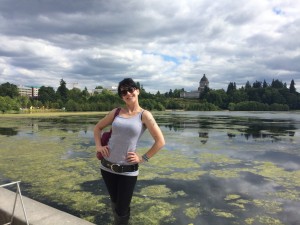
[120,86,139,102]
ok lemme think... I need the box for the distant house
[180,74,209,98]
[90,86,118,95]
[90,88,103,95]
[106,86,118,94]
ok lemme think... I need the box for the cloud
[0,0,299,92]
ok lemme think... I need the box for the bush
[269,103,289,111]
[232,101,269,111]
[230,101,289,111]
[0,96,20,113]
[186,102,218,111]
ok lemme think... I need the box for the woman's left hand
[127,152,142,163]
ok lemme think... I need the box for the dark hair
[117,78,139,97]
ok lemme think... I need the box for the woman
[94,78,165,225]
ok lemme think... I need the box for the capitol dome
[180,74,209,98]
[200,74,208,82]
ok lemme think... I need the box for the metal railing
[0,181,29,225]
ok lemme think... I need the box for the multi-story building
[18,85,40,98]
[32,86,39,97]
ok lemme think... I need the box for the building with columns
[180,74,209,98]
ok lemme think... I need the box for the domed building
[198,74,209,92]
[180,74,209,98]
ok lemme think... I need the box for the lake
[0,111,299,225]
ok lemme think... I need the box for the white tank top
[100,110,146,176]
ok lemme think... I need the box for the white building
[90,86,118,95]
[107,86,118,94]
[18,85,40,97]
[90,88,103,95]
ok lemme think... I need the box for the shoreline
[1,109,299,118]
[0,111,108,118]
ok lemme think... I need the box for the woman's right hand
[96,145,110,157]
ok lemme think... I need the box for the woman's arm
[94,108,119,157]
[142,110,165,158]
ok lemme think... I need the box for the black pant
[101,169,137,216]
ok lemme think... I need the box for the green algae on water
[225,194,241,201]
[252,199,282,214]
[245,216,284,225]
[184,206,202,219]
[131,197,177,224]
[211,208,235,218]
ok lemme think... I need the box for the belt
[101,158,139,173]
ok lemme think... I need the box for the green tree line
[202,79,299,111]
[0,78,299,113]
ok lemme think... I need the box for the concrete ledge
[0,188,95,225]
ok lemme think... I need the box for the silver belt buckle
[111,164,120,172]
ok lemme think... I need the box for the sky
[0,0,300,93]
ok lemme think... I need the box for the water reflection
[0,127,18,136]
[255,151,300,171]
[162,114,298,144]
[199,132,209,144]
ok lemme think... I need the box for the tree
[200,86,210,100]
[231,89,248,103]
[289,80,296,93]
[0,96,10,112]
[286,93,298,109]
[271,79,284,89]
[17,96,30,108]
[263,80,268,88]
[56,79,69,103]
[252,80,262,88]
[206,89,227,108]
[273,91,287,104]
[246,88,261,102]
[65,99,82,111]
[245,81,251,90]
[31,99,43,108]
[0,82,19,98]
[262,88,273,105]
[226,82,236,95]
[0,96,20,113]
[226,82,237,105]
[168,89,173,98]
[38,86,56,104]
[173,89,182,98]
[81,87,90,99]
[68,88,82,101]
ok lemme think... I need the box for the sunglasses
[120,87,136,96]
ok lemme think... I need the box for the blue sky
[0,0,299,93]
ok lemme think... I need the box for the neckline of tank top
[117,110,144,119]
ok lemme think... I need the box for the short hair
[117,78,139,97]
